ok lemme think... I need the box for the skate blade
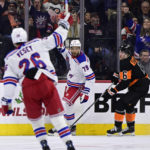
[71,132,76,136]
[122,132,135,136]
[48,132,59,136]
[107,132,123,136]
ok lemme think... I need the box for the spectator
[88,45,114,79]
[0,0,23,38]
[121,17,137,50]
[28,15,37,40]
[0,0,9,16]
[84,12,91,26]
[85,13,105,56]
[84,11,91,53]
[70,0,80,13]
[68,11,80,38]
[125,9,150,56]
[0,36,14,79]
[136,0,150,25]
[30,0,53,38]
[139,49,150,77]
[17,0,24,20]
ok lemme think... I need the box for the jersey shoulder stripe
[25,38,40,46]
[5,49,18,60]
[5,38,40,60]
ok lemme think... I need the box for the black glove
[102,88,117,100]
[111,72,119,85]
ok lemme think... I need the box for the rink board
[0,81,150,135]
[0,124,150,135]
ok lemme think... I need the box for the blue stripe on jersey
[34,127,47,138]
[58,126,71,138]
[53,32,62,47]
[83,87,90,93]
[75,52,87,64]
[85,73,95,80]
[5,49,18,60]
[58,47,65,53]
[67,80,84,88]
[4,82,17,86]
[25,38,39,46]
[3,76,18,80]
[49,70,56,76]
[64,113,75,120]
[36,133,47,138]
[3,76,18,86]
[5,43,26,60]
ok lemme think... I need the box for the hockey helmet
[70,40,81,48]
[120,41,133,56]
[11,27,27,44]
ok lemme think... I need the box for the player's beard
[71,51,80,57]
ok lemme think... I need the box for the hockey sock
[63,102,76,126]
[114,112,125,128]
[30,117,47,143]
[50,115,72,143]
[126,113,135,127]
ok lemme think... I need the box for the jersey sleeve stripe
[4,82,17,86]
[53,32,63,47]
[3,76,19,80]
[25,38,39,45]
[85,73,95,80]
[5,49,18,60]
[49,70,56,76]
[2,77,18,86]
[67,80,84,87]
[58,47,65,53]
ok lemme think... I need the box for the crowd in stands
[0,0,150,80]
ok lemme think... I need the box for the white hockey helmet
[70,40,81,48]
[11,27,27,44]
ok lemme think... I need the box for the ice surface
[0,135,149,150]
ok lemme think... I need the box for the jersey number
[19,52,46,74]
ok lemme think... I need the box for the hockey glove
[58,19,70,30]
[58,12,73,26]
[111,72,119,85]
[1,97,13,115]
[80,87,90,104]
[102,88,117,100]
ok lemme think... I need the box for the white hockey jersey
[2,26,68,99]
[58,47,95,91]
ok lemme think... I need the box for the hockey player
[1,14,76,150]
[103,41,149,136]
[48,39,95,135]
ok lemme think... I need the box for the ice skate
[40,140,50,150]
[66,140,75,150]
[107,126,122,136]
[122,126,135,136]
[70,125,76,136]
[48,128,57,136]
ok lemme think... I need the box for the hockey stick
[63,0,70,22]
[48,83,113,135]
[69,83,114,130]
[65,0,68,14]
